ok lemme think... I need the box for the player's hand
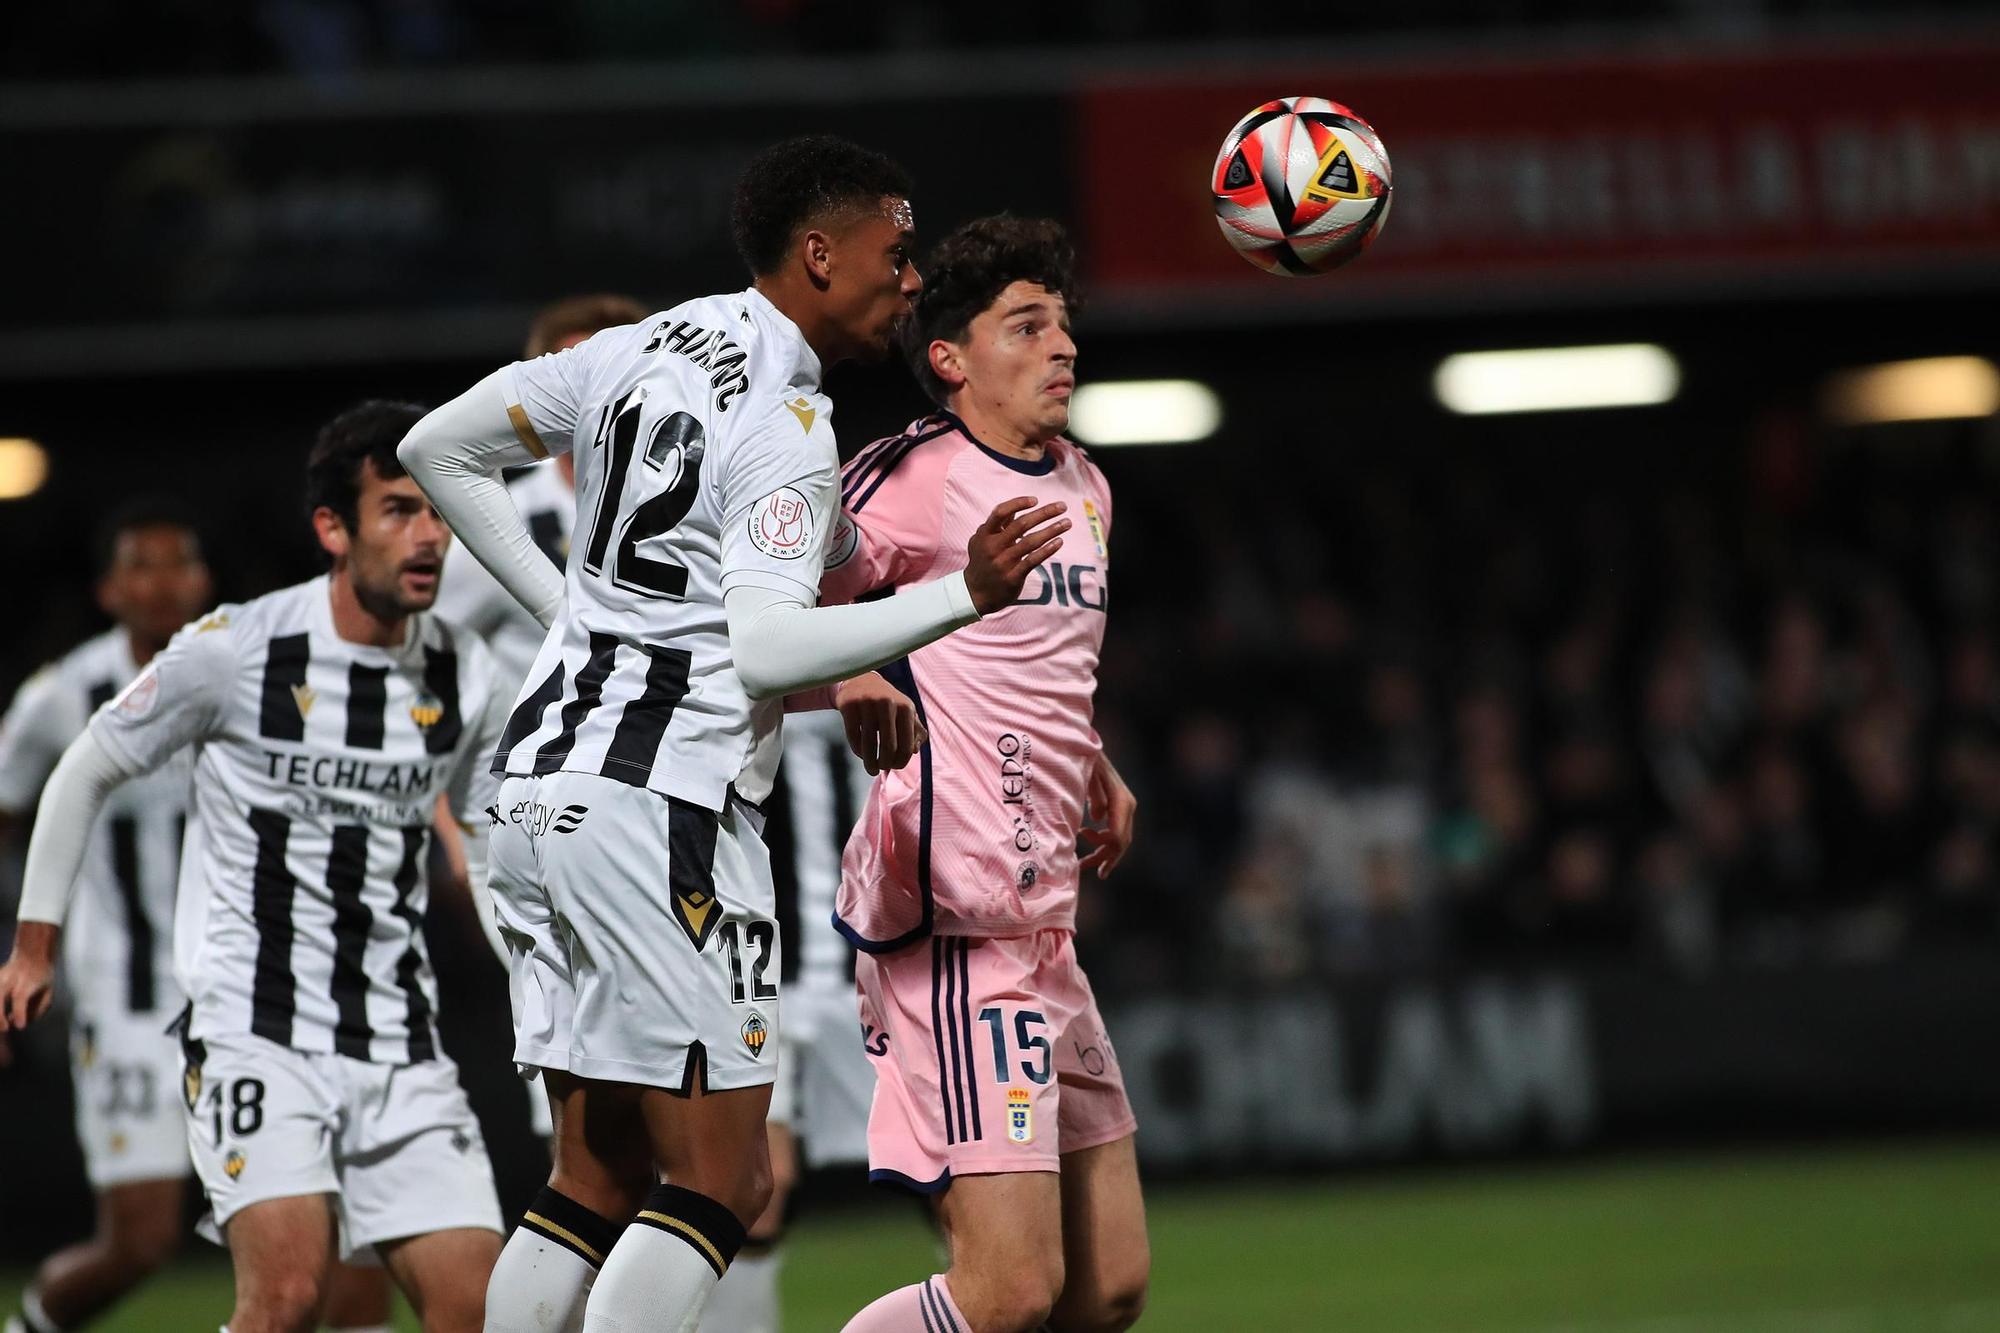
[0,922,61,1031]
[964,498,1070,617]
[1077,752,1138,880]
[835,672,928,775]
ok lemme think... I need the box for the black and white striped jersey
[492,287,839,812]
[88,576,509,1064]
[434,462,572,692]
[766,709,867,993]
[0,629,188,1018]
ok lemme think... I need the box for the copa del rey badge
[748,486,814,560]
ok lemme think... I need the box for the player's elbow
[734,654,791,702]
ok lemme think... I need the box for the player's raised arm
[0,616,233,1027]
[398,363,578,630]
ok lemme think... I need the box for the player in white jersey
[434,293,650,1147]
[0,404,511,1333]
[398,135,1070,1333]
[0,502,210,1333]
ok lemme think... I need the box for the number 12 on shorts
[977,1007,1051,1086]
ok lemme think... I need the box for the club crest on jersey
[290,683,317,719]
[109,1132,128,1155]
[741,1013,769,1059]
[224,1150,247,1180]
[749,486,814,560]
[409,691,444,732]
[1007,1088,1033,1144]
[1082,499,1108,561]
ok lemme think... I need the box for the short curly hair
[305,400,429,534]
[731,135,915,278]
[902,216,1077,406]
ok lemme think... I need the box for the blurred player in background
[399,134,1067,1333]
[0,404,511,1333]
[702,714,883,1333]
[828,218,1149,1333]
[0,502,210,1333]
[433,292,649,1148]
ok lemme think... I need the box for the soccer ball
[1211,96,1392,276]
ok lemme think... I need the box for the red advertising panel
[1079,39,2000,312]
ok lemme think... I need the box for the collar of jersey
[739,285,823,391]
[944,412,1059,476]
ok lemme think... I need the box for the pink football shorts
[856,928,1136,1191]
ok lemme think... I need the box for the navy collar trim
[946,412,1058,476]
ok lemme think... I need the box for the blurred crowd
[1082,414,2000,989]
[9,0,1995,80]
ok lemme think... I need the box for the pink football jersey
[824,414,1112,947]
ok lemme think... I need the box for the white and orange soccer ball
[1211,96,1392,276]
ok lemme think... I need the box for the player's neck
[327,568,410,649]
[118,625,167,668]
[952,403,1049,462]
[752,277,846,368]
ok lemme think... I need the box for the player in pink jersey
[824,218,1148,1333]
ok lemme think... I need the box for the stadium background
[4,3,2000,1328]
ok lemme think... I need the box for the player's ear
[928,339,967,392]
[312,506,351,562]
[802,226,834,289]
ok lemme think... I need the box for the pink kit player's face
[953,280,1076,447]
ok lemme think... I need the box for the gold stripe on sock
[523,1210,605,1266]
[636,1209,727,1275]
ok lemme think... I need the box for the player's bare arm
[834,671,928,775]
[1078,750,1139,880]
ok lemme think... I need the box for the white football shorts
[488,771,782,1095]
[179,1029,500,1261]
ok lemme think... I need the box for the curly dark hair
[305,400,429,534]
[902,216,1078,406]
[731,135,915,278]
[93,496,201,576]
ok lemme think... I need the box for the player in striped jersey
[433,293,649,1148]
[1,404,510,1333]
[0,502,210,1333]
[398,136,1069,1333]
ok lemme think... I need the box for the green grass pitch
[9,1140,1999,1331]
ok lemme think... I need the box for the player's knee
[1060,1272,1149,1333]
[973,1258,1064,1333]
[415,1279,488,1333]
[239,1269,328,1333]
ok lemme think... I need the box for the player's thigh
[97,1176,188,1268]
[1049,1134,1150,1329]
[545,1069,653,1219]
[223,1193,338,1325]
[935,1170,1066,1307]
[639,1080,775,1223]
[380,1226,503,1332]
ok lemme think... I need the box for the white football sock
[486,1187,624,1333]
[583,1185,745,1333]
